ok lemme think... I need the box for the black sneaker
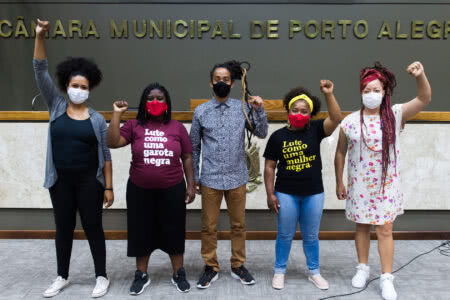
[231,265,256,285]
[197,265,219,289]
[171,267,191,293]
[129,270,150,295]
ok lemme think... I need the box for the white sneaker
[92,276,110,298]
[272,274,285,290]
[308,274,329,290]
[380,273,397,300]
[43,276,69,298]
[352,264,370,288]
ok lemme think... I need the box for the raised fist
[320,79,334,95]
[406,61,424,78]
[113,100,128,113]
[36,19,49,37]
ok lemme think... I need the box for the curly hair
[136,82,172,125]
[209,60,250,81]
[283,86,321,117]
[55,57,102,91]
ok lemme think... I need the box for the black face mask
[213,81,231,98]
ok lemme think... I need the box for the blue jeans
[274,191,324,275]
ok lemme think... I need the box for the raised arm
[320,80,343,137]
[34,19,48,60]
[33,19,62,111]
[401,62,432,122]
[107,101,129,148]
[334,128,348,200]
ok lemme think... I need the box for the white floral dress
[341,104,403,225]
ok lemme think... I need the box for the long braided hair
[359,62,397,193]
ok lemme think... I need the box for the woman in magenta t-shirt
[107,82,195,294]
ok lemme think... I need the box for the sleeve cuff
[33,58,48,70]
[254,107,266,114]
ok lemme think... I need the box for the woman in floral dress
[334,61,431,300]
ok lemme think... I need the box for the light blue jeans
[274,191,325,275]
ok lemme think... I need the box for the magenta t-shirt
[120,119,192,189]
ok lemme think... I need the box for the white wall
[0,122,449,209]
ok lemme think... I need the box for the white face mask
[67,87,89,104]
[362,92,383,109]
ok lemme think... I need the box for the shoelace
[356,264,366,271]
[132,274,146,287]
[52,277,65,284]
[48,277,65,290]
[237,266,251,279]
[355,265,369,275]
[201,269,215,282]
[176,272,186,281]
[97,277,108,284]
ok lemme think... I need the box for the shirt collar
[212,97,231,108]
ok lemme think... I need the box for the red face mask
[146,100,168,116]
[288,113,310,128]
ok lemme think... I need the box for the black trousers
[49,170,106,278]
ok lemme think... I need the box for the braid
[379,89,397,192]
[360,62,397,193]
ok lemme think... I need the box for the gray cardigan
[33,59,112,189]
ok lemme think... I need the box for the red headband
[360,69,385,92]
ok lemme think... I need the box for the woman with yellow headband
[263,80,342,290]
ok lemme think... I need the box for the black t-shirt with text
[263,120,326,196]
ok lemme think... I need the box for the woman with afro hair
[33,19,112,298]
[335,62,431,300]
[264,80,342,290]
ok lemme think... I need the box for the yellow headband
[288,94,314,112]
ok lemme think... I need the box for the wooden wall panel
[2,99,448,121]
